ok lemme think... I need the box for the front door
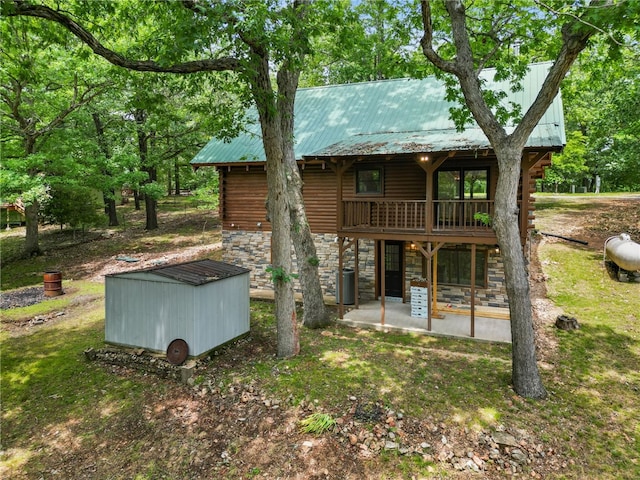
[379,241,404,298]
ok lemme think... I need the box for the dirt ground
[3,195,639,479]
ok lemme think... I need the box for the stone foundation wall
[222,230,376,301]
[223,231,508,308]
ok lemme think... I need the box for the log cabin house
[191,62,565,337]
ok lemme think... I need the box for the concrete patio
[338,300,512,343]
[250,289,512,343]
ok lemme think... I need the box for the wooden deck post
[470,243,476,338]
[427,242,432,331]
[354,238,359,308]
[338,236,344,319]
[380,239,385,326]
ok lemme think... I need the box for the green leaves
[266,265,299,284]
[298,412,336,434]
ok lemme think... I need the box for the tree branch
[419,0,459,74]
[34,81,113,149]
[7,0,241,74]
[443,0,506,144]
[512,19,595,147]
[535,0,624,46]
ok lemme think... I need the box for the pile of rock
[84,347,195,382]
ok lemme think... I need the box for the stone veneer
[222,230,376,302]
[222,230,508,308]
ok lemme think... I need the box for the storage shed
[105,259,250,358]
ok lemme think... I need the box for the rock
[511,448,528,464]
[492,431,519,447]
[384,441,399,450]
[349,434,358,445]
[555,314,580,330]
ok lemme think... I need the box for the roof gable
[191,62,565,165]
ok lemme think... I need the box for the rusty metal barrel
[43,271,63,297]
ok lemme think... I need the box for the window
[356,167,383,194]
[429,248,487,287]
[437,168,489,200]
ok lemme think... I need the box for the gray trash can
[336,268,355,305]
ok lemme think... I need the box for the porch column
[380,239,385,326]
[470,243,476,338]
[426,164,433,235]
[354,238,359,308]
[415,154,447,234]
[415,241,445,332]
[427,243,432,331]
[338,237,344,319]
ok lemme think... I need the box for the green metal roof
[191,62,565,166]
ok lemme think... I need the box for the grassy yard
[1,195,639,479]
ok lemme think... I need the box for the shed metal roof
[191,62,565,166]
[106,259,250,286]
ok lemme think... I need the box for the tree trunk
[174,161,181,195]
[277,69,330,329]
[144,193,158,230]
[267,153,300,358]
[105,193,118,226]
[135,109,158,230]
[493,145,547,399]
[251,54,299,358]
[92,112,119,226]
[143,166,158,230]
[23,200,41,257]
[286,161,331,328]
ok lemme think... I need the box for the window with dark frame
[436,168,489,200]
[423,248,488,288]
[356,167,383,194]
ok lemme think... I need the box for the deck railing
[341,199,494,233]
[433,199,494,231]
[342,200,426,231]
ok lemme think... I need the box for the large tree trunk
[23,200,41,257]
[251,54,299,358]
[144,191,158,230]
[493,145,547,399]
[419,0,596,399]
[277,69,330,330]
[286,162,331,328]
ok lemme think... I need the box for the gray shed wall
[105,270,249,356]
